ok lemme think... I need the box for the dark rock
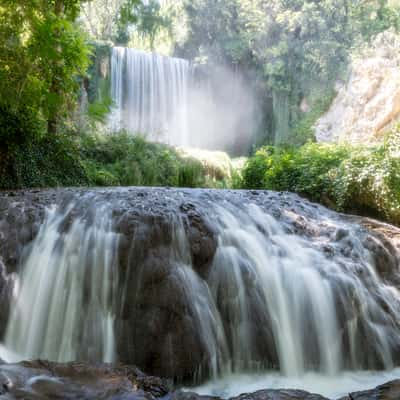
[231,389,328,400]
[338,379,400,400]
[183,206,217,279]
[172,390,220,400]
[0,361,170,400]
[335,228,349,241]
[0,188,400,380]
[4,360,400,400]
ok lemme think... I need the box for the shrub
[334,134,400,223]
[241,132,400,225]
[0,104,88,189]
[79,132,208,188]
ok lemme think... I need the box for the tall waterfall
[110,47,190,146]
[1,188,400,398]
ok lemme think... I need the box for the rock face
[315,30,400,144]
[0,188,400,383]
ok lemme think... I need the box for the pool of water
[189,370,400,399]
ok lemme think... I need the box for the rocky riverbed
[0,361,398,400]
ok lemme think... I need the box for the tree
[182,0,400,144]
[0,0,91,134]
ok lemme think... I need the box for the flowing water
[4,203,119,363]
[108,48,258,152]
[109,47,190,145]
[1,190,400,398]
[191,369,400,399]
[208,203,399,375]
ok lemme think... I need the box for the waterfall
[108,48,259,152]
[208,203,398,375]
[109,47,190,146]
[5,203,119,363]
[1,189,400,395]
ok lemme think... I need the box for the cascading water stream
[108,48,259,152]
[1,189,400,399]
[4,203,119,363]
[208,203,399,376]
[109,47,190,145]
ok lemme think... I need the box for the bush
[0,123,227,190]
[79,132,207,187]
[290,89,337,146]
[0,104,88,189]
[241,132,400,225]
[334,134,400,222]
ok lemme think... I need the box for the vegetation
[0,103,87,188]
[80,133,208,188]
[0,0,91,135]
[80,0,185,53]
[241,131,400,225]
[181,0,400,144]
[1,0,400,227]
[0,128,234,189]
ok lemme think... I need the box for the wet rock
[172,391,221,400]
[231,389,328,400]
[335,228,349,241]
[338,379,400,400]
[0,361,171,400]
[182,205,217,279]
[0,188,400,380]
[3,360,400,400]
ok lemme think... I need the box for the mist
[183,64,261,154]
[109,47,261,154]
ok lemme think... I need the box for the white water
[191,369,400,399]
[4,204,118,363]
[2,195,400,397]
[207,203,400,376]
[109,48,259,152]
[110,47,189,145]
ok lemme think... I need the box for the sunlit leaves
[241,130,400,224]
[0,0,91,131]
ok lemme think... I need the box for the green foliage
[1,128,235,189]
[291,89,338,146]
[87,96,113,124]
[241,147,273,190]
[334,133,400,221]
[182,0,400,145]
[242,144,349,199]
[0,104,42,151]
[0,104,87,189]
[79,132,207,188]
[349,0,400,40]
[241,132,400,224]
[0,0,91,134]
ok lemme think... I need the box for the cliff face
[315,30,400,144]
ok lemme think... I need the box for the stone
[0,188,400,381]
[315,30,400,144]
[338,379,400,400]
[3,360,400,399]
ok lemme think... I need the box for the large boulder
[0,188,400,381]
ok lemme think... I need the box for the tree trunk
[47,0,64,134]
